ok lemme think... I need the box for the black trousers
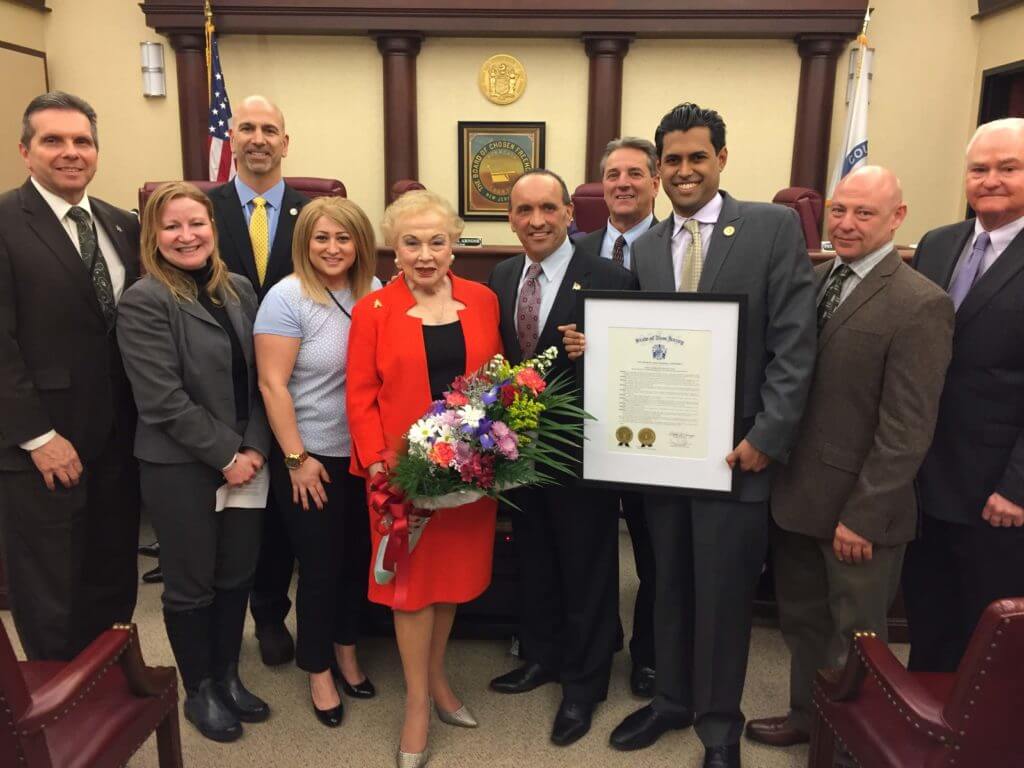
[142,461,262,612]
[646,495,768,747]
[622,490,655,667]
[903,513,1024,673]
[270,452,370,673]
[509,483,619,704]
[249,478,295,627]
[0,433,139,660]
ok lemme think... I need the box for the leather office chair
[809,597,1024,768]
[571,182,609,234]
[391,178,426,200]
[773,186,823,250]
[0,621,182,768]
[137,176,346,213]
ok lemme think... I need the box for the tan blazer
[771,249,954,546]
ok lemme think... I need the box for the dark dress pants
[271,452,370,673]
[646,495,768,747]
[622,490,655,667]
[903,513,1024,673]
[509,483,619,704]
[0,432,139,660]
[249,481,295,627]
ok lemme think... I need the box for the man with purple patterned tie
[903,118,1024,673]
[486,170,637,748]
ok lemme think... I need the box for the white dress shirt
[816,241,894,309]
[671,193,723,288]
[599,212,655,269]
[948,215,1024,288]
[21,178,127,453]
[515,236,574,338]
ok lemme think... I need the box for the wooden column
[583,35,633,183]
[169,33,209,181]
[376,33,423,205]
[790,34,848,196]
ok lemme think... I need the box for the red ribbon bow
[368,474,428,607]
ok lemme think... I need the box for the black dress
[422,321,467,400]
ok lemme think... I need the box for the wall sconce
[846,46,874,105]
[140,42,166,98]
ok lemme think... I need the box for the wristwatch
[284,450,309,470]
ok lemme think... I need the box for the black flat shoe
[141,564,163,584]
[185,679,243,743]
[551,700,594,746]
[609,703,694,751]
[255,621,294,666]
[215,663,270,723]
[489,662,557,694]
[703,744,741,768]
[310,681,344,727]
[138,540,160,558]
[629,663,656,698]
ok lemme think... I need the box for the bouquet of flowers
[371,346,586,589]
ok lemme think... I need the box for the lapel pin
[373,299,383,308]
[289,208,298,216]
[723,225,736,237]
[572,282,582,291]
[115,224,123,232]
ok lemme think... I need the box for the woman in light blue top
[254,196,381,727]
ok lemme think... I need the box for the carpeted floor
[2,530,908,768]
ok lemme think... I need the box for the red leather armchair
[0,620,181,768]
[773,186,824,251]
[571,182,609,234]
[137,176,347,212]
[810,598,1024,768]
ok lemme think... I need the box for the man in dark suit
[903,118,1024,673]
[209,95,309,665]
[572,136,660,698]
[599,103,817,768]
[487,170,638,747]
[0,91,141,660]
[746,166,954,748]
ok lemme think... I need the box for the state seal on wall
[479,54,527,105]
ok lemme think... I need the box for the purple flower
[480,433,496,450]
[475,418,493,437]
[482,387,499,405]
[439,410,463,428]
[429,399,446,415]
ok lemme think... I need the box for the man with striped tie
[903,118,1024,674]
[209,94,308,666]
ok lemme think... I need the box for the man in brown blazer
[745,166,954,747]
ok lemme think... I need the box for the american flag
[206,33,235,182]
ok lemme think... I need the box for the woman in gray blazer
[117,182,272,744]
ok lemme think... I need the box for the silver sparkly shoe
[396,748,430,768]
[435,703,479,728]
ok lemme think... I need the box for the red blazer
[347,272,503,476]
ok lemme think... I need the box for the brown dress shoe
[744,715,809,746]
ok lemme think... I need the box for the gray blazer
[771,251,954,545]
[116,271,271,469]
[630,191,817,501]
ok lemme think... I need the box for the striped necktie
[678,219,703,292]
[250,196,269,285]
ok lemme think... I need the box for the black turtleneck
[189,263,249,424]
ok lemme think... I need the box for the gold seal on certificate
[616,426,633,446]
[638,428,656,448]
[479,55,527,105]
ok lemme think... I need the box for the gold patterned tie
[678,218,703,292]
[250,196,269,285]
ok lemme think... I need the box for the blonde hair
[380,190,464,247]
[140,182,238,305]
[291,197,377,305]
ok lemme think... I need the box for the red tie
[517,262,543,358]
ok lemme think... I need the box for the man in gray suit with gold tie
[601,103,817,768]
[746,166,954,748]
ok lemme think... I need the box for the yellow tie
[678,219,703,292]
[250,196,269,285]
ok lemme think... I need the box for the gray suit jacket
[116,272,270,469]
[771,251,954,545]
[630,191,817,501]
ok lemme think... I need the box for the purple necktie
[612,235,626,266]
[949,231,990,310]
[517,262,543,358]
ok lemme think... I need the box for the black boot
[164,607,242,742]
[212,588,271,723]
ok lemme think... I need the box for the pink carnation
[515,368,546,395]
[429,442,455,467]
[444,391,469,407]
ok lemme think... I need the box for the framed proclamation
[578,291,746,497]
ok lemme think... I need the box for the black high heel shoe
[331,661,377,699]
[310,678,344,727]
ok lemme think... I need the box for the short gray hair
[599,137,657,177]
[21,91,99,148]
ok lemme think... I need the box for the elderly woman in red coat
[347,190,502,768]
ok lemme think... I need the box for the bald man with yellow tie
[208,94,310,665]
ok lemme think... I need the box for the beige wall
[972,3,1024,123]
[0,1,48,189]
[0,0,44,49]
